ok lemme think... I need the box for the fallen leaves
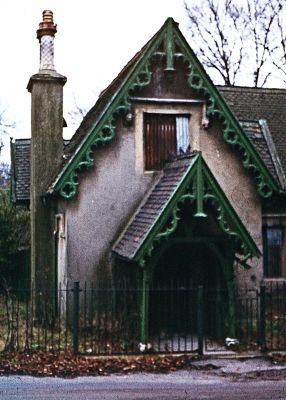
[0,351,198,378]
[268,352,286,365]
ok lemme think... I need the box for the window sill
[263,277,286,282]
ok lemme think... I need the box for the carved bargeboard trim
[135,154,260,267]
[53,18,278,199]
[173,30,278,198]
[57,63,152,198]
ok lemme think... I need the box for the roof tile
[113,155,194,259]
[218,86,286,174]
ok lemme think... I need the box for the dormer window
[144,113,190,170]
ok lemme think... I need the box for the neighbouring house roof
[10,139,30,204]
[113,152,261,264]
[219,86,286,181]
[11,139,70,204]
[240,120,285,189]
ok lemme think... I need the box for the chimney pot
[37,10,57,40]
[37,10,57,72]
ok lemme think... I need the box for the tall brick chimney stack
[28,11,66,295]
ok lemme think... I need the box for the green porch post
[227,278,236,338]
[140,268,150,343]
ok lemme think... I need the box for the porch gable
[113,152,261,265]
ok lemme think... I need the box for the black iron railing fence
[1,281,286,355]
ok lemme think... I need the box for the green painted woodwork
[194,155,207,217]
[165,18,175,71]
[134,153,261,268]
[140,268,150,343]
[173,23,278,198]
[53,18,278,199]
[220,247,236,338]
[57,63,152,198]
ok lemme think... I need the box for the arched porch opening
[146,212,236,342]
[149,239,226,338]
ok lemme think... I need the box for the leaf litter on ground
[0,352,212,378]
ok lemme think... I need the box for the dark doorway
[149,240,227,338]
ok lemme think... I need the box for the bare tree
[244,0,281,87]
[0,162,10,188]
[0,109,15,154]
[184,0,284,87]
[184,0,246,85]
[269,2,286,83]
[68,94,88,128]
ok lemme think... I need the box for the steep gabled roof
[49,18,279,200]
[113,152,261,265]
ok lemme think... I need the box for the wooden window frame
[262,216,286,279]
[143,113,190,171]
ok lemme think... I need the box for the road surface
[1,371,286,400]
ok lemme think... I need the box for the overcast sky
[0,0,188,163]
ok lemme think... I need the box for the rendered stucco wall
[57,118,156,285]
[199,119,263,291]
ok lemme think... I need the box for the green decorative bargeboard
[52,18,278,199]
[130,152,260,343]
[133,153,260,269]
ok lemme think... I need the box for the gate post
[140,269,149,344]
[72,281,80,354]
[197,285,204,355]
[259,285,266,350]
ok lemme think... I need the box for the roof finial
[37,10,57,72]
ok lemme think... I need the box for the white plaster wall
[57,119,156,285]
[198,119,263,291]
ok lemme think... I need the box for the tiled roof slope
[113,155,197,260]
[11,139,30,203]
[240,120,280,185]
[218,86,286,175]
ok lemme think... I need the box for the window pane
[176,117,190,154]
[267,228,282,246]
[144,114,190,170]
[263,227,282,277]
[144,114,176,170]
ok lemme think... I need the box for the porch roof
[113,152,261,264]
